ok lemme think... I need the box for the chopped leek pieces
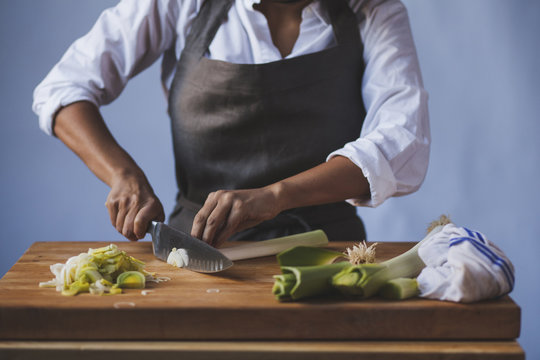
[39,244,157,296]
[116,271,146,289]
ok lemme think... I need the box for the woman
[32,0,429,247]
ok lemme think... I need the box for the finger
[202,199,233,245]
[212,200,245,247]
[191,192,219,239]
[115,198,130,235]
[133,199,165,239]
[122,204,139,241]
[213,226,234,249]
[105,198,119,228]
[214,200,265,247]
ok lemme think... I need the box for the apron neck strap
[183,0,361,60]
[323,0,362,46]
[183,0,234,58]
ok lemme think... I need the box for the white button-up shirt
[32,0,430,208]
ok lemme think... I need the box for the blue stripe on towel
[449,236,514,289]
[463,227,486,243]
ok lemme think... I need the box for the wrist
[110,166,149,190]
[265,181,291,213]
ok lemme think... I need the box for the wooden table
[0,241,524,359]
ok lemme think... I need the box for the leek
[220,230,329,261]
[271,242,380,301]
[272,262,351,301]
[272,246,351,301]
[331,219,449,299]
[379,278,419,300]
[272,215,451,302]
[277,246,344,266]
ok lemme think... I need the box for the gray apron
[168,0,367,241]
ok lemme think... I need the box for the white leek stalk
[220,230,328,261]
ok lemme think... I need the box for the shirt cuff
[327,139,397,208]
[34,88,99,136]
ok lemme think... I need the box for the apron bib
[168,0,367,241]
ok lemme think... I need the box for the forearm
[54,101,163,240]
[192,155,370,247]
[54,101,145,186]
[270,155,370,212]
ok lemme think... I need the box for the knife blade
[147,221,233,273]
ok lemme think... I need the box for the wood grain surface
[0,241,521,341]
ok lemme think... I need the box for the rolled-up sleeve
[32,0,177,136]
[328,0,430,207]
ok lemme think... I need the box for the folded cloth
[416,223,515,303]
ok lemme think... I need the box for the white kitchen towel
[416,223,515,303]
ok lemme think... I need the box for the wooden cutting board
[0,241,520,341]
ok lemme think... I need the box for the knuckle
[193,213,206,224]
[118,197,129,208]
[206,216,216,226]
[232,198,244,210]
[222,191,233,201]
[215,190,225,196]
[130,193,140,204]
[105,197,117,207]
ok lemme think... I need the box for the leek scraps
[39,244,158,296]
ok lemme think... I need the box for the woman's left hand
[191,186,283,248]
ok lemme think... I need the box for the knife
[147,221,233,273]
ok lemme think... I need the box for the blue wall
[1,1,538,357]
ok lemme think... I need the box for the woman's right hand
[105,171,165,241]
